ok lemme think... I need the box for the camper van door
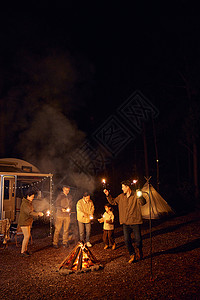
[1,176,16,221]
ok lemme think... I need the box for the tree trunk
[152,118,159,191]
[142,122,149,178]
[193,140,199,200]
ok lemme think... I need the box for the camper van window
[4,180,9,200]
[22,166,32,172]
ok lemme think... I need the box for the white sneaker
[86,242,92,247]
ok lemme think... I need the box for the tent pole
[49,175,53,237]
[144,176,154,281]
[149,180,153,280]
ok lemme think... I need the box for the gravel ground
[0,210,200,300]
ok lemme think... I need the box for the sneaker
[128,254,136,264]
[112,243,116,250]
[104,245,109,249]
[86,242,92,247]
[20,251,30,257]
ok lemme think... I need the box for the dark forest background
[0,6,200,213]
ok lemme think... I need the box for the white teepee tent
[141,182,174,219]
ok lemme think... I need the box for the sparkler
[62,207,71,213]
[101,178,110,192]
[131,179,139,190]
[102,178,106,189]
[98,214,104,223]
[46,210,50,217]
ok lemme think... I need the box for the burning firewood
[59,241,103,275]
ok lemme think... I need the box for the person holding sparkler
[76,192,95,247]
[98,203,116,250]
[18,190,44,257]
[103,179,146,263]
[53,185,72,248]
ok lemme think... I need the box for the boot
[112,243,116,250]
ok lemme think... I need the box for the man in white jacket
[76,192,94,247]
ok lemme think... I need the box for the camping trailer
[0,158,53,225]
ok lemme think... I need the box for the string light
[3,176,50,190]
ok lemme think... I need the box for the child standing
[98,203,116,250]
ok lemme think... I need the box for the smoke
[17,102,100,194]
[17,104,99,194]
[17,104,85,172]
[4,49,99,197]
[33,197,50,212]
[69,172,96,199]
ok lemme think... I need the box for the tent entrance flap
[141,182,174,219]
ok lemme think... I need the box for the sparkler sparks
[101,178,107,189]
[46,210,50,217]
[102,178,106,184]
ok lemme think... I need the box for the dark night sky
[0,5,200,198]
[1,9,199,116]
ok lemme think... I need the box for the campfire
[59,242,103,275]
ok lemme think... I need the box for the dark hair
[104,203,113,211]
[63,185,70,189]
[121,180,132,188]
[83,192,90,197]
[26,189,38,197]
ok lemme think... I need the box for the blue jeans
[123,224,142,256]
[78,221,91,243]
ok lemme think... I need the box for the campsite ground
[0,209,200,300]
